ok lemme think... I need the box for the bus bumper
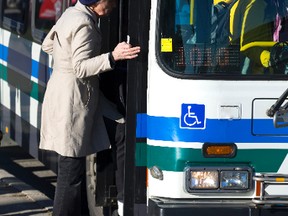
[148,198,288,216]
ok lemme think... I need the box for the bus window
[36,0,62,32]
[2,0,29,34]
[32,0,63,43]
[157,0,288,77]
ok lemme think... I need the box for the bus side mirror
[273,109,288,128]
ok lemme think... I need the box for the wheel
[86,154,104,216]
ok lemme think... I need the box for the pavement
[0,135,54,215]
[0,169,53,216]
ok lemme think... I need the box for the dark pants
[114,122,125,201]
[104,118,125,202]
[52,155,86,216]
[52,119,125,215]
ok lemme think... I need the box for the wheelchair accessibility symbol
[180,104,205,129]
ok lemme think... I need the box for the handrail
[240,41,277,52]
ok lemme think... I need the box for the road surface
[0,135,56,215]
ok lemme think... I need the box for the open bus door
[122,0,150,215]
[86,0,150,215]
[75,0,149,215]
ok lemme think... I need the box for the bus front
[146,0,288,215]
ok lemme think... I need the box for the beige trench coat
[40,2,122,157]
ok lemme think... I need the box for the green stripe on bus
[136,142,147,166]
[31,82,44,102]
[0,64,44,103]
[146,145,288,172]
[0,64,8,80]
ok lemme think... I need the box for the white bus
[1,0,288,215]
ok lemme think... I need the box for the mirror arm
[266,88,288,117]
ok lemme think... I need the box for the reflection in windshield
[39,0,62,21]
[158,0,288,76]
[4,0,28,23]
[35,0,62,33]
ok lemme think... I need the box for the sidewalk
[0,134,54,215]
[0,169,53,215]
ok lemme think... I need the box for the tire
[86,154,104,216]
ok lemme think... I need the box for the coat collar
[75,1,99,24]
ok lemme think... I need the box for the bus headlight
[190,171,219,189]
[220,171,249,190]
[186,167,252,193]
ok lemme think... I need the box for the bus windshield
[157,0,288,77]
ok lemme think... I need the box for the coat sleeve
[42,25,57,55]
[70,19,113,78]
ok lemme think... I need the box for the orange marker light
[255,181,261,197]
[276,177,285,182]
[203,143,236,158]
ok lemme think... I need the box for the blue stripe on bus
[0,43,49,83]
[32,59,40,78]
[137,114,288,143]
[0,44,8,60]
[136,113,147,138]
